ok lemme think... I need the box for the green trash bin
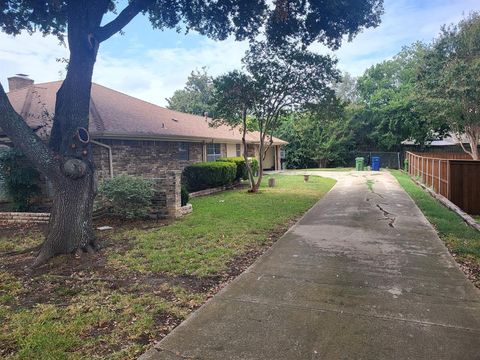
[355,157,365,171]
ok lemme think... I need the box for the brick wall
[151,170,182,219]
[92,139,204,183]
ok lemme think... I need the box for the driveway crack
[376,203,396,228]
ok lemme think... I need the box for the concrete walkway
[141,171,480,360]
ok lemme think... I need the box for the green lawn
[109,174,336,276]
[286,167,353,172]
[0,174,335,359]
[390,170,480,283]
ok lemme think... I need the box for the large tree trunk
[36,2,102,265]
[35,170,97,265]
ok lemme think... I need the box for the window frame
[178,142,189,161]
[207,143,222,162]
[236,143,241,157]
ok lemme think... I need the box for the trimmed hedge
[183,161,237,192]
[217,157,259,181]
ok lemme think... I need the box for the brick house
[5,75,287,185]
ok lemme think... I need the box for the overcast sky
[0,0,478,106]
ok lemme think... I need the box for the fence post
[430,158,432,187]
[417,155,420,178]
[438,159,441,194]
[421,156,424,183]
[447,160,450,199]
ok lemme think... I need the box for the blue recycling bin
[371,156,380,171]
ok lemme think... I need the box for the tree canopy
[277,97,353,168]
[417,12,480,159]
[355,42,448,150]
[166,68,214,116]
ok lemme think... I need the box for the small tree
[247,41,339,190]
[418,13,480,159]
[211,71,257,190]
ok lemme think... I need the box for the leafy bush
[217,157,259,181]
[181,185,189,206]
[100,175,154,219]
[183,161,236,192]
[404,158,409,172]
[217,157,246,181]
[0,148,40,211]
[248,157,259,176]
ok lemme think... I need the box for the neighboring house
[402,134,480,155]
[4,75,287,185]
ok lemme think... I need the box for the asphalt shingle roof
[6,81,287,145]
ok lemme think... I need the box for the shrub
[100,175,154,219]
[217,156,259,181]
[0,148,40,211]
[183,161,236,192]
[404,158,409,172]
[181,185,189,206]
[217,157,246,181]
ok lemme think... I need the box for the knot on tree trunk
[63,158,87,179]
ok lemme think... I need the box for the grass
[0,174,335,359]
[109,174,335,276]
[286,167,353,172]
[390,170,480,281]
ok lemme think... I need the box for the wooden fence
[406,152,480,214]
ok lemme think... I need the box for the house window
[236,144,241,157]
[179,142,189,160]
[207,143,222,162]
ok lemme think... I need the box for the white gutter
[90,140,113,178]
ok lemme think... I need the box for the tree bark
[35,170,97,266]
[37,2,103,265]
[241,108,256,191]
[457,126,480,160]
[466,126,479,160]
[252,133,265,193]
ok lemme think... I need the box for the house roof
[402,133,476,146]
[5,81,287,145]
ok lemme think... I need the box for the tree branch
[95,0,149,43]
[0,83,60,178]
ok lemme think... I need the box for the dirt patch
[452,254,480,288]
[0,213,299,359]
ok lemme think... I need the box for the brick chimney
[7,74,34,91]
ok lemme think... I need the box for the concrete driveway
[140,171,480,360]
